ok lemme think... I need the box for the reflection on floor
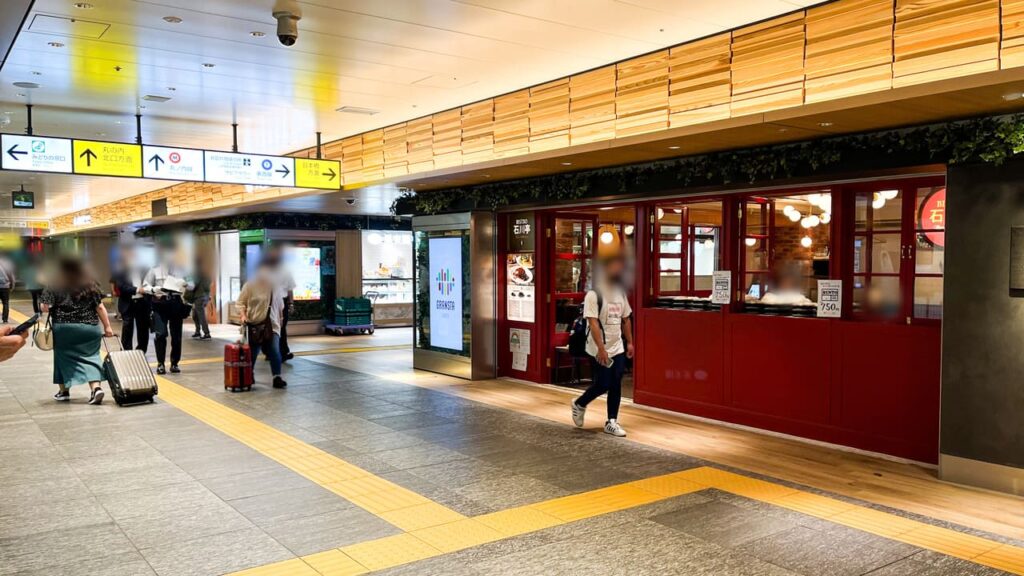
[1,302,1022,576]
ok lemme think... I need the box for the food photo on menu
[507,253,534,286]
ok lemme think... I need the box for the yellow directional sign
[295,158,341,190]
[72,140,142,177]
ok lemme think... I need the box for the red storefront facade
[497,171,946,464]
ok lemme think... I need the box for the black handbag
[246,302,274,346]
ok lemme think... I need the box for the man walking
[0,254,12,324]
[570,254,634,437]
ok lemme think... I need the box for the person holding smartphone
[0,323,29,362]
[570,254,634,437]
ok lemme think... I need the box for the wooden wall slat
[493,89,530,158]
[405,116,434,173]
[432,109,463,169]
[615,50,670,137]
[529,79,570,153]
[570,67,617,145]
[360,129,385,183]
[340,135,363,185]
[1002,0,1024,67]
[731,11,806,116]
[805,0,894,103]
[669,33,731,127]
[461,100,495,164]
[894,0,999,87]
[383,122,408,179]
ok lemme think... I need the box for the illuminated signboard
[0,135,72,173]
[428,237,463,351]
[142,145,205,182]
[204,151,295,187]
[295,158,341,190]
[72,139,143,177]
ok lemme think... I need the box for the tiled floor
[0,304,1020,575]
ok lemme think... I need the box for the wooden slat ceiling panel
[1003,0,1024,67]
[893,0,1000,87]
[51,0,1024,232]
[668,33,732,127]
[805,0,894,103]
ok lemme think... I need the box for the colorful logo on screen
[436,268,457,296]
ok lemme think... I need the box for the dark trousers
[576,353,626,420]
[29,289,42,314]
[191,296,210,337]
[0,288,9,322]
[152,299,183,366]
[279,304,290,357]
[121,302,150,353]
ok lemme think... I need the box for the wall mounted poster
[428,237,464,351]
[284,246,322,301]
[507,253,535,323]
[711,270,731,304]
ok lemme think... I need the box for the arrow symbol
[322,167,337,181]
[276,164,291,178]
[79,148,97,167]
[148,154,165,171]
[6,144,26,162]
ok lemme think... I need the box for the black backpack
[568,290,603,357]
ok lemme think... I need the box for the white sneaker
[571,402,586,428]
[604,419,626,437]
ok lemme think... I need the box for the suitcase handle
[102,335,123,354]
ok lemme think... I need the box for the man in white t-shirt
[571,255,634,437]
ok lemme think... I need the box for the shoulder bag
[33,310,53,351]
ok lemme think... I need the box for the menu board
[506,253,535,323]
[428,237,464,351]
[817,279,842,318]
[285,246,322,301]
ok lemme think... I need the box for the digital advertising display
[428,237,463,351]
[284,246,322,301]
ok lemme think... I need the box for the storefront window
[739,192,832,315]
[849,183,945,321]
[652,201,722,306]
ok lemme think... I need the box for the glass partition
[651,200,723,309]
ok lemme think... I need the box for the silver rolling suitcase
[103,336,158,406]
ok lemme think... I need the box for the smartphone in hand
[9,314,40,336]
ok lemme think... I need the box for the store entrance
[550,206,637,398]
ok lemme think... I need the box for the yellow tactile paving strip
[11,308,1024,575]
[154,375,466,533]
[171,344,411,367]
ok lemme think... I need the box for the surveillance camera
[345,198,356,206]
[272,6,301,46]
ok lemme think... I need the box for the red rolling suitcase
[224,340,254,392]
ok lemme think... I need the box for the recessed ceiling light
[30,71,41,76]
[167,87,176,91]
[16,93,25,97]
[250,31,265,37]
[336,106,379,116]
[142,94,171,102]
[1002,92,1023,101]
[668,145,680,150]
[13,81,39,89]
[202,62,215,68]
[47,41,64,48]
[818,121,834,127]
[73,2,93,8]
[163,16,182,23]
[560,162,572,166]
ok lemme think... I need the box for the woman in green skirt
[41,258,114,405]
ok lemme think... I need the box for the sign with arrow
[203,151,295,187]
[295,158,342,190]
[0,135,72,173]
[72,139,142,177]
[142,145,204,182]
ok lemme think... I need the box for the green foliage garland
[394,113,1024,215]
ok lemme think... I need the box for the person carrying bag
[236,258,287,389]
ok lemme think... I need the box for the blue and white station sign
[142,145,205,182]
[203,150,295,187]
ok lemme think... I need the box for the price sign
[711,271,731,304]
[204,151,295,187]
[295,158,341,189]
[0,135,72,173]
[72,140,142,177]
[817,279,842,318]
[142,145,205,182]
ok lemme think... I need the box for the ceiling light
[879,189,899,200]
[142,94,171,102]
[202,62,215,68]
[818,121,834,128]
[560,162,572,166]
[782,205,794,215]
[674,233,682,241]
[250,31,265,37]
[47,41,64,48]
[335,106,379,116]
[801,236,813,248]
[787,210,801,223]
[820,213,831,224]
[13,82,39,89]
[806,215,820,228]
[745,237,757,247]
[163,16,182,23]
[600,231,615,244]
[657,208,665,220]
[673,208,682,214]
[668,145,680,150]
[73,2,93,8]
[1003,92,1023,102]
[624,224,635,236]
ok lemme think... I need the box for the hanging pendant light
[800,236,813,248]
